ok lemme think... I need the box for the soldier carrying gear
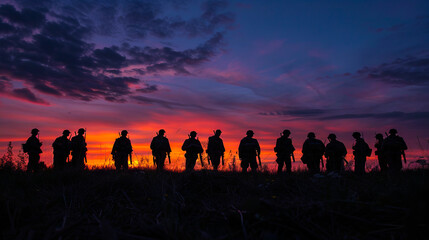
[52,130,71,170]
[374,133,387,172]
[71,128,87,170]
[275,129,295,174]
[206,129,226,171]
[352,132,372,175]
[112,130,133,171]
[301,132,325,174]
[325,133,347,173]
[23,128,43,172]
[182,131,204,171]
[238,130,261,173]
[150,129,172,171]
[381,129,408,172]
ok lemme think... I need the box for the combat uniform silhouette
[71,128,87,169]
[381,129,407,172]
[112,130,133,170]
[301,132,325,174]
[206,130,225,171]
[52,130,71,170]
[182,131,204,171]
[274,129,295,174]
[352,132,371,175]
[23,128,42,172]
[150,129,171,171]
[374,133,387,172]
[325,134,347,173]
[238,130,261,173]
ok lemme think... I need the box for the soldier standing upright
[182,131,204,171]
[301,132,325,174]
[238,130,261,173]
[374,133,387,172]
[52,130,71,170]
[150,129,171,171]
[71,128,87,170]
[381,129,408,172]
[23,128,43,172]
[352,132,371,175]
[325,134,347,173]
[274,129,295,174]
[112,130,133,171]
[206,129,225,171]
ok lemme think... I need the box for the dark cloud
[0,4,46,28]
[320,111,429,120]
[136,84,158,93]
[12,88,48,104]
[131,95,212,111]
[0,1,232,104]
[358,54,429,86]
[260,108,327,117]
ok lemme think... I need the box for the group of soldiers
[23,128,87,172]
[22,127,408,174]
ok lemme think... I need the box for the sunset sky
[1,0,428,170]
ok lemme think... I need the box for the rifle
[257,151,262,168]
[320,157,324,169]
[402,150,406,164]
[168,153,171,164]
[207,155,211,165]
[128,133,132,165]
[199,153,204,167]
[84,128,87,164]
[291,152,296,162]
[222,154,224,166]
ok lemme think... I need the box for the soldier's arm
[166,139,172,153]
[220,139,225,153]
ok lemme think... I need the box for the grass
[0,168,428,240]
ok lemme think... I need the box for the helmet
[375,133,383,139]
[159,129,165,134]
[246,130,254,136]
[63,129,71,135]
[31,128,39,134]
[78,128,85,134]
[389,129,398,134]
[190,131,197,137]
[282,129,291,136]
[328,133,336,140]
[215,129,222,135]
[121,130,128,136]
[352,132,361,138]
[307,132,315,138]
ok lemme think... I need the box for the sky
[0,0,428,170]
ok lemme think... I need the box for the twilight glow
[1,0,428,170]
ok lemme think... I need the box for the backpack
[22,143,28,153]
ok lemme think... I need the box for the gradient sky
[1,0,428,169]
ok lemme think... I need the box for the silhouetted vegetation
[0,168,427,239]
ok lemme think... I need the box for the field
[0,168,428,240]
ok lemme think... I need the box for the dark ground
[0,169,428,240]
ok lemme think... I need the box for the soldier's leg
[156,155,166,171]
[250,157,258,173]
[276,158,284,174]
[378,156,387,172]
[123,156,129,170]
[285,157,292,173]
[241,159,249,173]
[211,155,220,171]
[114,159,121,170]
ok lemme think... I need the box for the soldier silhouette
[374,133,387,172]
[206,129,225,171]
[23,128,43,172]
[52,130,71,170]
[238,130,261,173]
[71,128,87,170]
[150,129,171,171]
[381,129,408,172]
[112,130,133,171]
[352,132,371,175]
[274,129,295,174]
[301,132,325,174]
[325,133,347,173]
[182,131,204,171]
